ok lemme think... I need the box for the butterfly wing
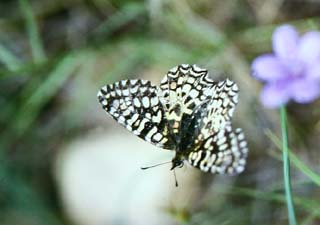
[187,124,248,175]
[97,65,248,174]
[198,79,239,138]
[158,64,217,135]
[97,79,175,149]
[185,78,247,175]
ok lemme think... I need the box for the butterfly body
[98,64,248,174]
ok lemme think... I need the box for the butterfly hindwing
[188,124,248,175]
[97,79,174,149]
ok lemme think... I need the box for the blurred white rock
[55,125,199,225]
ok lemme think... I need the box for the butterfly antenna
[141,161,171,170]
[173,169,179,187]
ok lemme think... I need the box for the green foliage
[266,130,320,187]
[19,0,46,63]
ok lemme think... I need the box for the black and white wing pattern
[158,64,216,134]
[185,76,248,175]
[97,64,248,175]
[188,123,248,175]
[97,79,174,149]
[199,79,239,136]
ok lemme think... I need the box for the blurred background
[0,0,320,225]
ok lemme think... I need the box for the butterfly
[97,64,248,175]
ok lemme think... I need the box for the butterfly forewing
[97,79,174,149]
[158,64,217,134]
[197,79,239,139]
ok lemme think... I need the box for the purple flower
[251,24,320,108]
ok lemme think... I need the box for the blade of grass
[280,106,297,225]
[14,53,85,136]
[0,50,74,78]
[164,8,226,50]
[0,44,22,71]
[93,3,146,38]
[301,211,319,225]
[0,52,87,151]
[265,130,320,186]
[222,186,320,218]
[19,0,46,63]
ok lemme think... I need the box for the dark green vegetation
[0,1,320,225]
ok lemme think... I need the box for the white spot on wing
[142,96,150,108]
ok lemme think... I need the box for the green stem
[280,106,297,225]
[19,0,46,63]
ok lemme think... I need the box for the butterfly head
[171,156,184,170]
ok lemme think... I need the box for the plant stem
[280,106,297,225]
[19,0,46,63]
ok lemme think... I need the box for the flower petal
[251,54,288,81]
[260,81,291,108]
[298,31,320,65]
[306,60,320,81]
[289,78,320,103]
[272,24,299,60]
